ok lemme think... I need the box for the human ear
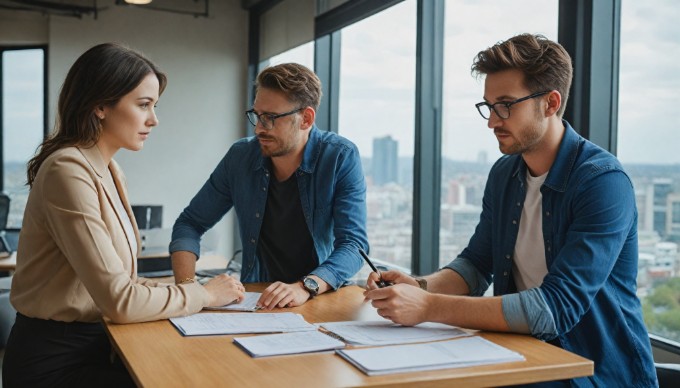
[94,106,106,120]
[299,107,315,130]
[545,91,562,117]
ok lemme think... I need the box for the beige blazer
[10,146,209,323]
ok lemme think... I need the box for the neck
[95,141,117,165]
[522,118,565,177]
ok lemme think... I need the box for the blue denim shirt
[170,126,368,288]
[446,122,656,387]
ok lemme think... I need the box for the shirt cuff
[309,267,341,290]
[169,237,201,258]
[502,288,558,340]
[443,257,489,296]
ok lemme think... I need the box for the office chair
[0,193,10,254]
[0,193,14,348]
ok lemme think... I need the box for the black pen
[359,248,390,288]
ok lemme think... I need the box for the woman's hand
[203,274,245,307]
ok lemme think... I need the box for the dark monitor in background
[131,205,162,230]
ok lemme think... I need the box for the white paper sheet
[204,292,262,312]
[169,312,316,336]
[234,331,345,357]
[336,336,525,376]
[319,320,470,346]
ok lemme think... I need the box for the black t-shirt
[256,173,317,283]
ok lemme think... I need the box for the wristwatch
[414,277,428,291]
[302,276,319,298]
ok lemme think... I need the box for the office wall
[4,0,249,258]
[0,9,47,44]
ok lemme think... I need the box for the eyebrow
[484,95,517,103]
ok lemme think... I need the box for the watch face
[304,277,319,292]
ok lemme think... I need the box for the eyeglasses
[245,107,303,130]
[475,91,550,120]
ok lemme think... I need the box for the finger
[260,283,285,307]
[278,293,295,308]
[265,290,287,310]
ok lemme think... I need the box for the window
[1,47,46,228]
[618,0,680,343]
[258,41,315,72]
[337,0,416,271]
[439,0,559,267]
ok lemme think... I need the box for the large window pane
[2,48,44,228]
[440,1,558,268]
[618,0,680,343]
[258,41,315,72]
[338,0,416,271]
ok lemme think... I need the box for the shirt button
[512,220,517,225]
[262,187,266,191]
[505,254,511,259]
[545,211,550,216]
[547,246,551,252]
[516,202,521,207]
[255,212,260,218]
[503,271,508,276]
[250,238,256,244]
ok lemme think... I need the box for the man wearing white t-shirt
[364,34,656,387]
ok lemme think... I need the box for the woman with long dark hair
[2,43,244,387]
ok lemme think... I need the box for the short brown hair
[471,34,573,117]
[256,63,322,110]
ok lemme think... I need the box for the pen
[359,248,390,288]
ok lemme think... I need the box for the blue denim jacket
[447,122,656,387]
[170,126,368,288]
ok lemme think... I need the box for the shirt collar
[511,120,582,193]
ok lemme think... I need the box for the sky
[270,0,679,165]
[2,49,44,163]
[5,0,679,164]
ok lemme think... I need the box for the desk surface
[105,284,593,387]
[0,251,16,271]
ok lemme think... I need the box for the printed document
[336,336,525,376]
[205,292,262,312]
[319,321,470,346]
[169,312,316,336]
[234,331,345,358]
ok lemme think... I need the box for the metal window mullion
[412,0,444,276]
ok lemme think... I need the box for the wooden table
[0,251,16,272]
[105,284,593,387]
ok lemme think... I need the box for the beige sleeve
[42,154,211,323]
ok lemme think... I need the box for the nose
[487,110,502,129]
[147,109,159,127]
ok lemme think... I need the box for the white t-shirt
[512,169,548,291]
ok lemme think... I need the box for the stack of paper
[204,292,262,312]
[234,331,345,358]
[319,321,470,346]
[169,312,316,336]
[336,336,525,376]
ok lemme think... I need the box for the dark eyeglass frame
[475,91,551,120]
[245,107,304,129]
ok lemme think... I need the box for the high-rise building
[372,135,398,186]
[667,193,680,242]
[653,178,673,238]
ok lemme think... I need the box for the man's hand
[366,269,418,290]
[364,283,431,326]
[203,274,245,307]
[257,281,311,310]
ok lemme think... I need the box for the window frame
[245,0,680,354]
[0,44,48,195]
